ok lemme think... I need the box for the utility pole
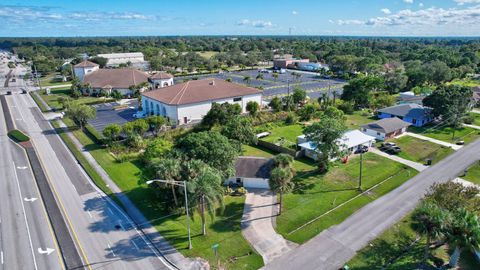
[358,152,363,191]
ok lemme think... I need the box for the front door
[184,117,188,124]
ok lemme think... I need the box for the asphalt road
[2,58,174,270]
[0,95,64,270]
[263,138,480,270]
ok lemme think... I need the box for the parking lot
[88,100,137,132]
[174,69,345,100]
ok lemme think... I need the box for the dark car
[355,145,369,154]
[6,90,12,95]
[387,146,402,154]
[21,89,27,94]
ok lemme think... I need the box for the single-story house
[149,72,174,89]
[361,117,411,141]
[83,68,150,96]
[297,130,376,161]
[398,91,425,105]
[224,157,273,189]
[377,103,432,127]
[141,79,262,125]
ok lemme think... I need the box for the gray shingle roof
[362,118,411,134]
[377,103,431,119]
[235,157,273,179]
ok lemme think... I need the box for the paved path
[464,123,480,130]
[406,132,462,150]
[56,120,201,270]
[262,139,480,270]
[370,148,428,171]
[472,109,480,114]
[241,189,297,264]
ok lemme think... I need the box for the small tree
[256,74,264,80]
[102,124,121,145]
[273,153,294,168]
[243,76,251,85]
[131,119,149,137]
[269,97,282,112]
[412,202,449,266]
[269,167,294,215]
[272,73,279,81]
[146,115,166,136]
[65,103,96,130]
[292,87,307,105]
[155,158,182,206]
[221,116,257,144]
[246,101,260,117]
[446,208,480,267]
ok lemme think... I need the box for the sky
[1,0,480,37]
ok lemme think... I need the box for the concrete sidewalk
[406,132,462,150]
[472,109,480,114]
[464,123,480,130]
[241,189,298,264]
[370,148,427,171]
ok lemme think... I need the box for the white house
[141,79,262,125]
[73,60,99,81]
[224,157,273,189]
[361,117,411,141]
[97,52,146,67]
[297,130,376,161]
[149,72,174,89]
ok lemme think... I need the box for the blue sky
[1,0,480,37]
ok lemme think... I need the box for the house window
[362,128,367,132]
[233,97,242,102]
[377,132,381,136]
[412,119,417,124]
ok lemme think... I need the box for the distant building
[377,103,432,127]
[83,68,149,96]
[297,130,376,161]
[398,91,425,105]
[97,52,147,69]
[141,79,262,125]
[273,57,309,69]
[149,72,174,89]
[224,157,273,189]
[73,60,99,81]
[361,118,411,141]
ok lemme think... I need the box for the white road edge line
[1,250,4,264]
[131,240,139,250]
[107,243,116,257]
[12,161,39,270]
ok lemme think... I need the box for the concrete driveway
[241,189,297,264]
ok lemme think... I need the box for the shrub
[85,124,104,144]
[285,112,298,125]
[463,115,474,124]
[8,129,29,142]
[336,100,355,114]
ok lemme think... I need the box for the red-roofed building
[141,79,262,125]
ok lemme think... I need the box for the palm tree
[412,202,449,266]
[446,208,480,267]
[155,158,181,206]
[273,153,294,169]
[243,76,251,85]
[272,73,279,82]
[269,167,294,215]
[189,166,224,236]
[256,74,264,80]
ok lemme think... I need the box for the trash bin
[426,159,432,166]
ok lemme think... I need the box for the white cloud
[336,5,480,28]
[403,0,414,3]
[455,0,480,5]
[419,3,424,7]
[292,10,298,15]
[381,8,392,14]
[237,19,273,28]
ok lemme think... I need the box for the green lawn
[276,153,417,243]
[261,124,304,148]
[390,135,454,165]
[197,51,219,59]
[345,111,377,129]
[348,214,480,269]
[39,73,72,87]
[39,87,114,110]
[409,125,480,144]
[464,162,480,185]
[448,78,480,88]
[62,119,263,269]
[468,113,480,126]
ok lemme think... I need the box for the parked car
[387,146,402,154]
[456,140,465,145]
[355,145,369,154]
[21,89,27,94]
[259,69,271,73]
[6,90,12,95]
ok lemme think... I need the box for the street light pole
[358,152,363,191]
[146,179,192,249]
